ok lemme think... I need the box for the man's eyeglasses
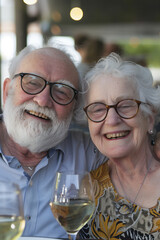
[84,99,148,122]
[13,73,78,105]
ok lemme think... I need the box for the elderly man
[0,45,107,238]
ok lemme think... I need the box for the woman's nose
[104,107,121,125]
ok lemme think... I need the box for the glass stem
[68,233,77,240]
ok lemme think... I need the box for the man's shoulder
[72,129,97,144]
[58,130,93,151]
[56,130,108,171]
[64,130,92,145]
[68,129,90,136]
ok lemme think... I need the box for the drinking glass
[0,181,25,240]
[50,172,95,240]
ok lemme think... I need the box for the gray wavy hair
[81,52,160,120]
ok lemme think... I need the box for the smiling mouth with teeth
[25,110,50,120]
[106,131,129,139]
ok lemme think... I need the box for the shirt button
[94,147,97,153]
[25,215,31,221]
[29,180,33,186]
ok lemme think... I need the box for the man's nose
[33,86,53,108]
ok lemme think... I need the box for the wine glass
[0,181,25,240]
[50,171,95,240]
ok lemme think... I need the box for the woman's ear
[148,112,156,132]
[3,78,11,107]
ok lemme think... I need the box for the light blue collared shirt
[0,130,107,238]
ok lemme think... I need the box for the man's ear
[3,78,11,106]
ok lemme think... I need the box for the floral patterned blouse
[79,162,160,240]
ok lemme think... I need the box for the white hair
[8,45,36,79]
[81,52,160,119]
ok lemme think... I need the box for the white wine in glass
[0,181,25,240]
[50,172,95,240]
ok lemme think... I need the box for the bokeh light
[70,7,83,21]
[23,0,38,5]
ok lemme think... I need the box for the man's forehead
[21,48,74,66]
[17,49,71,72]
[16,48,79,88]
[31,47,70,61]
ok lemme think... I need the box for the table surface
[19,237,97,240]
[19,238,67,240]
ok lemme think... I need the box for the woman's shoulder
[90,161,111,186]
[90,161,113,202]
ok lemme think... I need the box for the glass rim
[56,170,91,175]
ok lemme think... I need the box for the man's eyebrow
[55,79,74,88]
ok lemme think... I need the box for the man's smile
[25,109,50,120]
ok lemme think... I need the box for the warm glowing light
[52,11,62,22]
[70,7,83,21]
[51,25,61,35]
[23,0,38,5]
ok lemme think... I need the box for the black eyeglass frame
[84,99,148,123]
[13,72,78,106]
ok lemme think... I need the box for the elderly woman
[79,53,160,239]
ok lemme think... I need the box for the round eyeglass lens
[51,84,74,104]
[117,100,138,118]
[87,103,107,121]
[22,75,45,94]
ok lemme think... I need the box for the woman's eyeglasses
[84,99,148,122]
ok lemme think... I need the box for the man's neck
[0,122,47,167]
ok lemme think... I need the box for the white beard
[3,92,73,153]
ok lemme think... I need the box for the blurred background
[0,0,160,107]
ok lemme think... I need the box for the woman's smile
[105,130,130,140]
